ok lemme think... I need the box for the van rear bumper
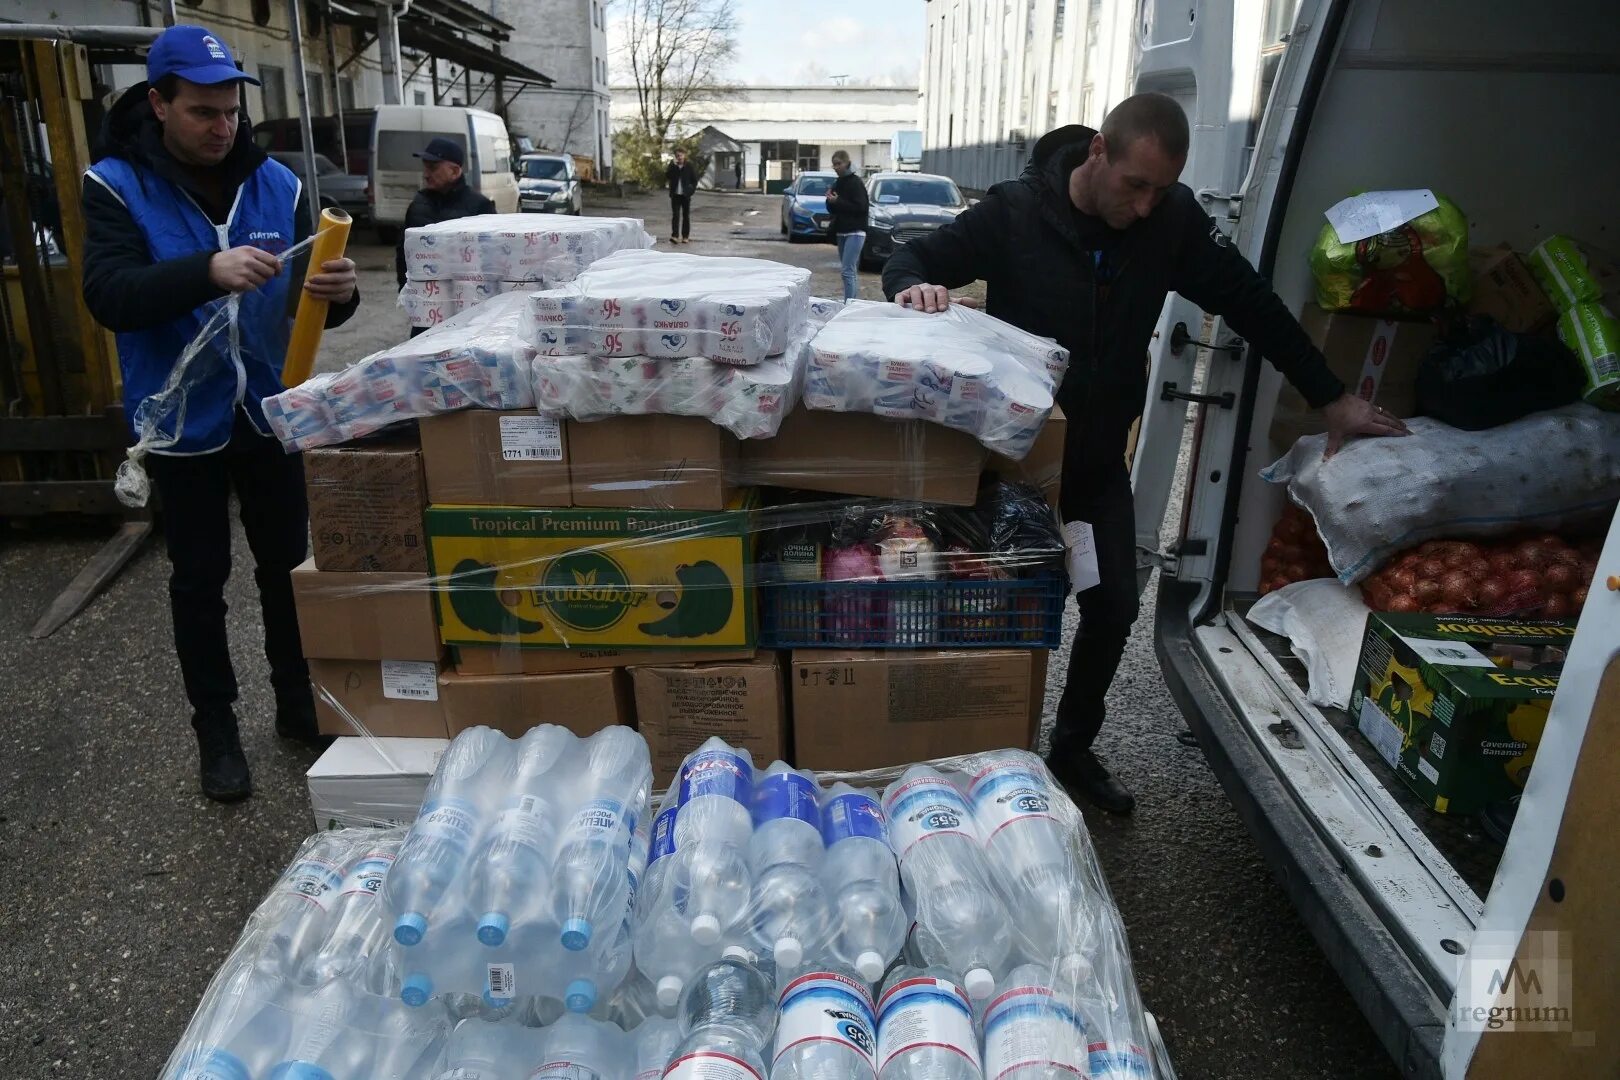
[1154,578,1446,1078]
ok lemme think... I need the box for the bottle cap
[393,911,428,947]
[400,972,434,1007]
[476,912,509,948]
[774,936,804,969]
[561,917,593,952]
[856,951,886,982]
[964,967,995,1000]
[691,913,722,945]
[656,975,684,1008]
[722,944,754,963]
[269,1065,336,1080]
[565,978,598,1013]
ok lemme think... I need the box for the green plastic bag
[1309,193,1471,315]
[1557,301,1620,410]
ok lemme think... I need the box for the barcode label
[487,963,515,999]
[1358,697,1404,768]
[500,415,564,462]
[1398,636,1496,669]
[380,660,439,701]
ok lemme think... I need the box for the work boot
[275,689,330,748]
[193,712,252,803]
[1045,748,1135,816]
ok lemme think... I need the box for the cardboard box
[569,414,738,510]
[1348,613,1573,815]
[307,736,447,831]
[790,648,1045,771]
[311,658,449,739]
[425,500,755,651]
[306,435,429,572]
[1269,305,1436,449]
[989,406,1066,509]
[438,669,632,738]
[631,654,787,786]
[740,408,987,506]
[419,409,571,508]
[291,558,442,663]
[454,644,757,675]
[1468,246,1556,333]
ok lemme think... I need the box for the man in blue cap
[395,135,495,334]
[80,25,360,803]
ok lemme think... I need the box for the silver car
[518,154,584,215]
[270,151,369,221]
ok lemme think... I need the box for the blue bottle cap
[560,917,593,952]
[477,911,509,947]
[271,1066,335,1080]
[565,978,597,1013]
[394,911,428,947]
[401,972,434,1007]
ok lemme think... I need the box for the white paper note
[1324,189,1438,244]
[1063,520,1101,594]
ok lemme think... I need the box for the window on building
[947,113,953,148]
[305,72,325,115]
[1026,0,1037,42]
[1048,88,1059,128]
[796,144,821,172]
[340,77,356,109]
[414,90,427,105]
[251,0,271,26]
[259,65,287,120]
[305,1,323,34]
[1055,0,1067,36]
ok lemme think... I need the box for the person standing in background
[824,150,870,300]
[395,136,495,336]
[666,146,697,244]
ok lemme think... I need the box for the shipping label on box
[311,657,450,739]
[306,437,430,572]
[1348,613,1572,815]
[631,655,786,787]
[426,501,756,650]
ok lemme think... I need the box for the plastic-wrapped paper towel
[263,291,538,451]
[803,299,1069,459]
[528,248,813,365]
[397,277,526,329]
[402,213,654,284]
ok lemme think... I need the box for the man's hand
[894,283,952,313]
[209,246,282,293]
[1322,392,1411,459]
[826,189,839,202]
[303,257,358,305]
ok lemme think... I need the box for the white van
[369,105,519,234]
[1130,0,1616,1075]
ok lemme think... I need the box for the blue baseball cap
[147,25,259,87]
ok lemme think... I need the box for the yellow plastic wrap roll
[281,207,352,388]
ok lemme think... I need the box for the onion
[1416,558,1449,580]
[1516,541,1554,570]
[1388,594,1421,613]
[1542,562,1579,594]
[1412,579,1443,605]
[1487,551,1519,574]
[1387,568,1418,594]
[1478,579,1509,609]
[1572,585,1589,609]
[1508,569,1542,593]
[1441,571,1479,609]
[1542,594,1573,619]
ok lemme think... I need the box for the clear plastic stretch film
[163,737,1177,1079]
[401,214,656,286]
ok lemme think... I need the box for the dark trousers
[146,409,312,727]
[670,194,691,238]
[1051,456,1141,756]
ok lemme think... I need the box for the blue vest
[87,155,301,454]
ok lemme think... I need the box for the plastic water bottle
[771,964,878,1080]
[266,977,356,1079]
[635,800,720,1011]
[387,727,509,947]
[302,839,401,986]
[819,784,906,983]
[432,1016,534,1079]
[980,963,1086,1080]
[553,727,651,952]
[671,738,755,945]
[528,1009,628,1079]
[744,762,831,969]
[288,995,448,1080]
[967,754,1095,962]
[634,1014,682,1079]
[166,960,291,1080]
[262,841,349,980]
[875,966,983,1080]
[552,916,634,1014]
[466,725,575,948]
[749,762,824,873]
[664,946,775,1079]
[882,767,1011,1000]
[397,915,494,1008]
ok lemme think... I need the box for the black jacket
[882,125,1343,472]
[81,83,359,334]
[394,178,497,287]
[666,160,698,198]
[827,170,869,236]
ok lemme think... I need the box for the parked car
[269,151,369,222]
[859,172,969,269]
[253,110,376,178]
[517,153,583,215]
[369,104,519,239]
[780,171,836,241]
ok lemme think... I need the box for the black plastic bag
[1416,315,1585,430]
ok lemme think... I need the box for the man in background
[666,146,697,244]
[824,149,870,300]
[395,136,495,334]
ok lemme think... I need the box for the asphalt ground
[0,189,1396,1078]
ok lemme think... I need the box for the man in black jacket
[81,25,359,802]
[666,147,698,244]
[395,136,496,333]
[883,92,1407,814]
[825,149,870,300]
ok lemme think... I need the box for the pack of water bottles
[803,300,1070,460]
[402,214,656,286]
[528,249,814,366]
[263,291,539,451]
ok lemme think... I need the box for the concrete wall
[481,0,613,173]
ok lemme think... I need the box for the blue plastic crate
[758,573,1065,649]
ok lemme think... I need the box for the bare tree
[615,0,739,144]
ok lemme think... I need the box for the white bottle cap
[774,936,804,969]
[722,944,754,963]
[964,967,995,1000]
[855,951,886,982]
[691,913,722,945]
[656,975,683,1008]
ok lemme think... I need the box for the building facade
[611,84,920,190]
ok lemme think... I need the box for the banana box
[425,496,756,651]
[1349,612,1574,815]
